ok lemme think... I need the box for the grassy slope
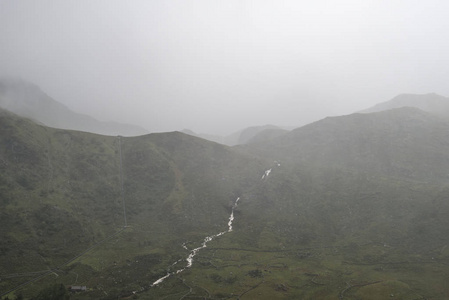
[0,109,125,297]
[151,167,448,300]
[142,108,449,299]
[2,107,449,299]
[0,109,268,299]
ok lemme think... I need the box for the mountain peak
[360,93,449,118]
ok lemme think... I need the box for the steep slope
[0,108,267,299]
[225,108,449,298]
[239,108,449,249]
[248,107,449,183]
[361,92,449,118]
[0,78,148,136]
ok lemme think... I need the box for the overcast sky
[1,1,449,135]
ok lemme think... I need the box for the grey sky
[1,0,449,135]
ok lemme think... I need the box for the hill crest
[360,92,449,118]
[0,78,148,136]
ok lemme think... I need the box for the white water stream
[261,168,272,179]
[151,163,278,287]
[151,197,240,286]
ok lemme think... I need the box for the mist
[1,0,449,135]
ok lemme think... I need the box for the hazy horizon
[1,1,449,135]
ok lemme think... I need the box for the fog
[1,0,449,135]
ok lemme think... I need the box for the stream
[151,165,276,287]
[151,197,240,286]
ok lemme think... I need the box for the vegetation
[31,284,69,300]
[1,107,449,299]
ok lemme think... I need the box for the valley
[1,106,449,299]
[2,1,449,298]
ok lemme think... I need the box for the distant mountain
[182,124,286,146]
[360,92,449,118]
[236,124,283,144]
[181,129,230,145]
[0,78,148,136]
[244,127,289,144]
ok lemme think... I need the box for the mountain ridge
[360,92,449,118]
[0,78,148,136]
[246,107,449,183]
[182,124,287,146]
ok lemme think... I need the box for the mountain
[0,108,267,299]
[182,124,287,146]
[2,107,449,299]
[0,78,148,136]
[245,127,288,144]
[241,107,449,239]
[248,107,449,183]
[360,92,449,118]
[180,129,230,145]
[236,124,284,145]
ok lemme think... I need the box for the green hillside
[0,108,266,299]
[247,107,449,183]
[1,107,449,299]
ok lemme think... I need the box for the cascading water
[151,196,240,286]
[151,162,278,287]
[227,197,239,232]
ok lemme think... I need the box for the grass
[135,237,448,299]
[2,109,449,299]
